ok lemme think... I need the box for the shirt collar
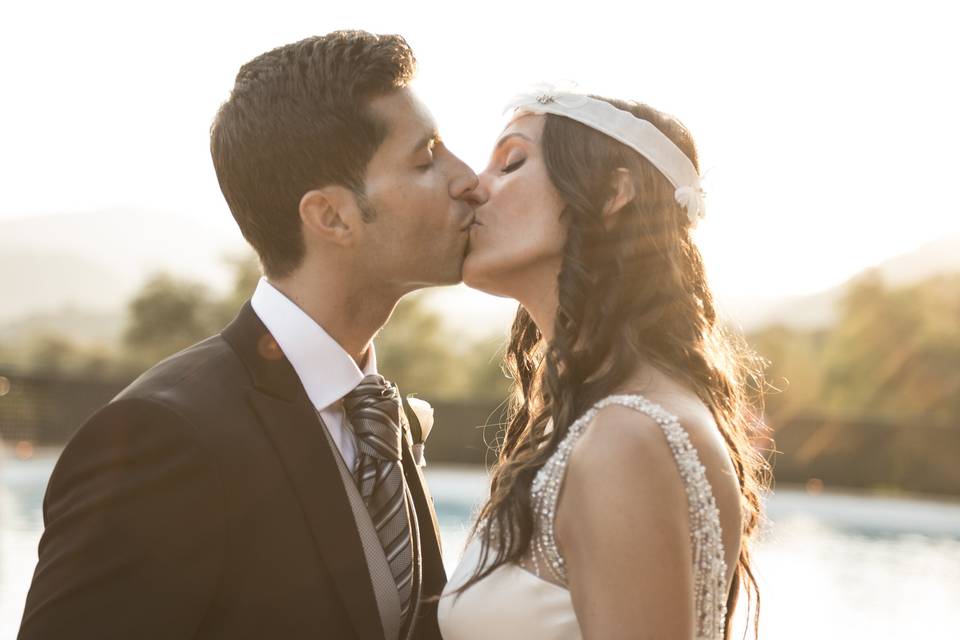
[250,277,377,412]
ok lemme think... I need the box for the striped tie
[343,374,415,625]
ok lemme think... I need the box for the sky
[2,0,958,307]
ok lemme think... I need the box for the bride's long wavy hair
[459,98,772,638]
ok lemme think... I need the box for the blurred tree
[119,255,511,401]
[377,293,509,401]
[462,335,512,402]
[123,274,220,366]
[750,271,960,428]
[0,333,126,378]
[748,324,826,424]
[28,334,77,373]
[122,254,261,367]
[821,272,960,424]
[211,252,263,324]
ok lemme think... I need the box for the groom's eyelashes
[415,141,448,171]
[415,152,435,171]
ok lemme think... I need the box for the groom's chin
[428,239,473,286]
[460,256,481,291]
[446,266,466,287]
[426,262,466,288]
[447,247,472,285]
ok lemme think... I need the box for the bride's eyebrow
[495,132,533,149]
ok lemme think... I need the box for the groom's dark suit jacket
[18,302,447,640]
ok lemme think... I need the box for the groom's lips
[460,213,477,231]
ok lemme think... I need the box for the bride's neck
[518,285,559,344]
[504,258,564,343]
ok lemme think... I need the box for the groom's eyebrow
[411,131,441,155]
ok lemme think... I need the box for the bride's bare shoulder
[559,394,743,580]
[567,394,726,478]
[562,400,695,511]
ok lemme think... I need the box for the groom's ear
[601,168,636,230]
[299,186,361,247]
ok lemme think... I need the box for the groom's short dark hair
[210,31,416,278]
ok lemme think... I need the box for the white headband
[505,85,705,226]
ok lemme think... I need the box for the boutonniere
[404,395,434,467]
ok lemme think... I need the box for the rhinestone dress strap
[529,393,728,640]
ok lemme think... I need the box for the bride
[437,88,770,639]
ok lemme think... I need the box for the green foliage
[822,272,960,423]
[0,253,265,377]
[749,325,827,423]
[215,254,264,321]
[0,332,123,379]
[750,271,960,428]
[121,253,262,369]
[367,293,511,401]
[118,254,511,400]
[123,274,219,364]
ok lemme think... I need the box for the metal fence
[0,366,127,445]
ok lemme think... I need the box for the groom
[18,31,483,640]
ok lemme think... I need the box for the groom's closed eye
[414,137,444,171]
[411,129,441,152]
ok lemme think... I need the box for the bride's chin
[462,254,495,294]
[461,255,483,290]
[463,260,514,299]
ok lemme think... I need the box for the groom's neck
[267,271,400,369]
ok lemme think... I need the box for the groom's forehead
[368,88,438,153]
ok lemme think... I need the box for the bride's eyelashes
[501,157,526,174]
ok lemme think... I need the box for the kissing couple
[19,30,770,640]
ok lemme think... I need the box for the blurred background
[2,0,959,637]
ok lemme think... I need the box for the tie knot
[344,374,403,461]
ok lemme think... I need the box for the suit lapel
[399,436,446,640]
[223,302,384,640]
[400,435,446,596]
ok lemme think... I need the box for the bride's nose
[475,170,498,202]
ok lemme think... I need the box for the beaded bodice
[527,394,729,639]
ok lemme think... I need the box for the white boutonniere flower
[405,395,434,467]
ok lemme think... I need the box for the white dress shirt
[250,277,376,471]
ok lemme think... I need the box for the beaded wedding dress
[437,394,728,640]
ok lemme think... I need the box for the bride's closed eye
[501,157,525,174]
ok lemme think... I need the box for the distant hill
[0,208,248,325]
[0,246,131,322]
[0,306,126,345]
[726,233,960,331]
[875,233,960,286]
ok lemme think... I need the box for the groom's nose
[458,174,488,207]
[450,166,488,206]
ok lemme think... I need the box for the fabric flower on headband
[503,82,590,113]
[674,185,707,226]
